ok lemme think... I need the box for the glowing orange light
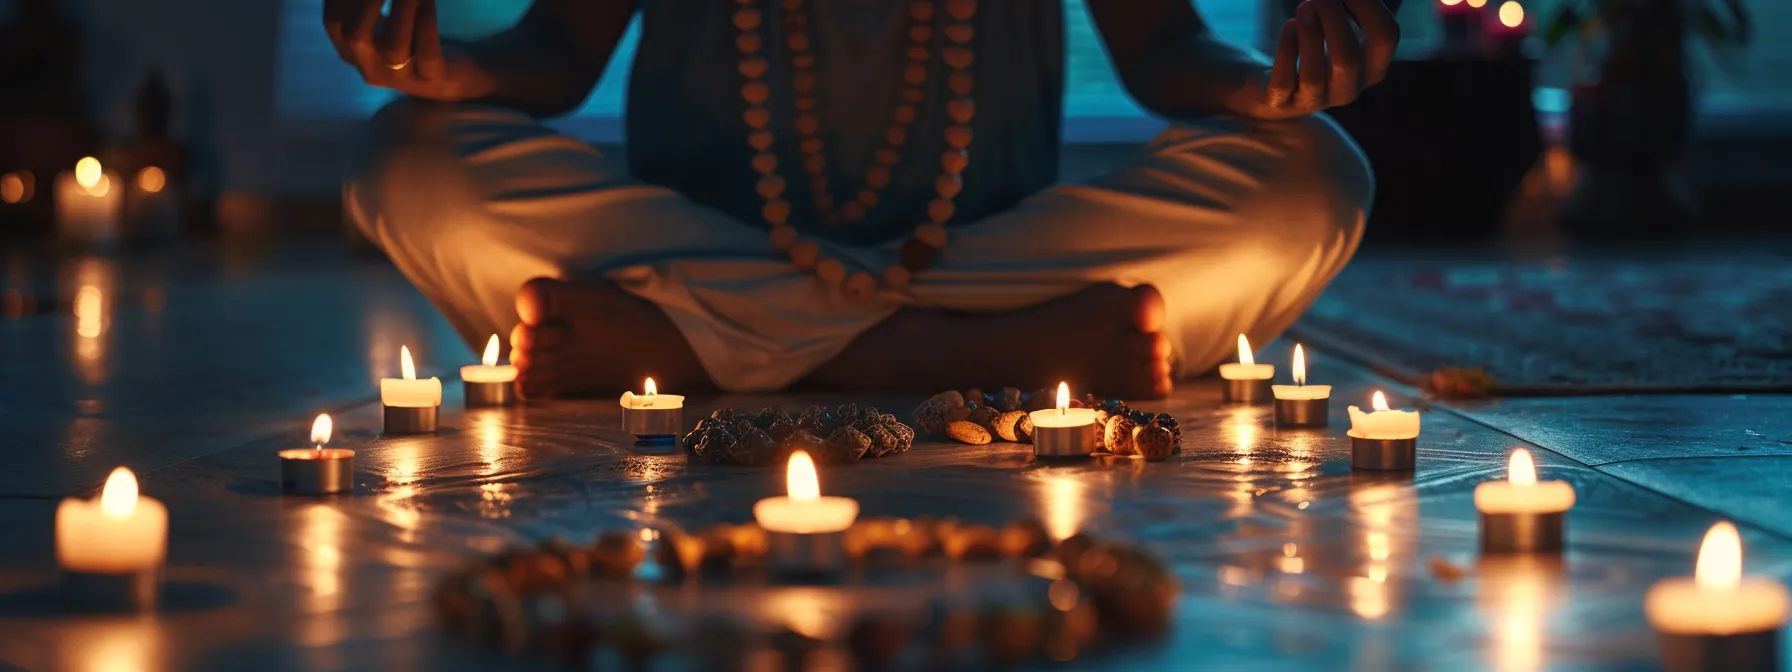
[0,173,24,204]
[75,157,102,189]
[311,414,333,448]
[1371,391,1390,412]
[400,345,416,380]
[1467,0,1487,7]
[1441,0,1463,5]
[137,166,166,194]
[787,450,819,502]
[100,467,139,518]
[1508,449,1537,485]
[1292,344,1307,386]
[481,334,500,367]
[1236,334,1255,366]
[1055,382,1070,412]
[1499,1,1524,27]
[1696,522,1742,590]
[644,377,658,397]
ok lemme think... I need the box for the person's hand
[323,0,494,102]
[1241,0,1400,120]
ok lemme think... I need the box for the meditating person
[331,0,1397,399]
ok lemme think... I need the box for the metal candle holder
[1222,377,1274,405]
[1480,511,1565,555]
[63,568,160,612]
[383,404,439,434]
[765,529,848,577]
[279,448,355,495]
[464,380,516,408]
[622,406,683,441]
[1351,436,1417,471]
[1273,397,1329,428]
[1657,629,1778,672]
[1033,422,1098,459]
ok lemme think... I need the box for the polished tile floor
[1,242,1787,670]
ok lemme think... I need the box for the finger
[381,0,421,68]
[414,0,446,81]
[322,0,356,60]
[342,0,383,50]
[1340,0,1400,85]
[1313,0,1363,106]
[1294,2,1329,109]
[1267,21,1299,109]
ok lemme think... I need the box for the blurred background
[0,0,1786,250]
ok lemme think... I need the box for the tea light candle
[1348,392,1420,471]
[56,467,166,610]
[381,345,441,434]
[1219,334,1275,404]
[755,450,859,574]
[1272,344,1331,427]
[279,414,354,495]
[461,334,517,407]
[1647,522,1789,671]
[620,377,684,440]
[1029,382,1098,458]
[56,157,123,245]
[1476,449,1574,553]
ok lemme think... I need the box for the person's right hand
[323,0,494,102]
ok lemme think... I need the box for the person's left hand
[1242,0,1400,120]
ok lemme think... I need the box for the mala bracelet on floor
[914,389,1185,460]
[434,519,1177,666]
[683,405,916,466]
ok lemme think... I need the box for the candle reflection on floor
[1038,473,1089,542]
[1349,481,1418,620]
[58,619,162,672]
[1479,557,1562,671]
[294,503,350,653]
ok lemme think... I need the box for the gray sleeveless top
[625,0,1064,246]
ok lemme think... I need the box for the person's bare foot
[510,277,714,399]
[803,284,1173,399]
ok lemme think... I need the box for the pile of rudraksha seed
[682,405,915,466]
[913,390,1184,461]
[434,519,1177,666]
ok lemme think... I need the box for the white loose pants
[346,100,1369,392]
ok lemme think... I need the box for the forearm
[1118,32,1272,121]
[456,1,634,117]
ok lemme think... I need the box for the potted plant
[1542,0,1749,236]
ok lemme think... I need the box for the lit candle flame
[75,157,102,189]
[99,467,138,518]
[644,377,658,397]
[1293,344,1307,386]
[481,334,500,367]
[1371,391,1390,412]
[311,414,333,448]
[1237,334,1255,366]
[400,345,416,380]
[1508,448,1536,485]
[1695,521,1742,590]
[1056,382,1070,415]
[1498,0,1523,27]
[787,450,819,502]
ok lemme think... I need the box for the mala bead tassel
[815,258,848,287]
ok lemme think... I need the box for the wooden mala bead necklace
[734,0,978,298]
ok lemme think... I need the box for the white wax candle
[56,467,167,573]
[620,377,684,409]
[1028,382,1097,428]
[55,158,123,244]
[381,345,442,408]
[1218,334,1274,380]
[1647,522,1790,635]
[1273,343,1332,400]
[754,451,859,534]
[1475,449,1575,514]
[1347,391,1421,440]
[460,334,517,383]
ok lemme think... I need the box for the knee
[1237,114,1372,269]
[344,99,499,247]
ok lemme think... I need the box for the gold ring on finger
[386,58,412,71]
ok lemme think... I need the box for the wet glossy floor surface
[2,242,1790,670]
